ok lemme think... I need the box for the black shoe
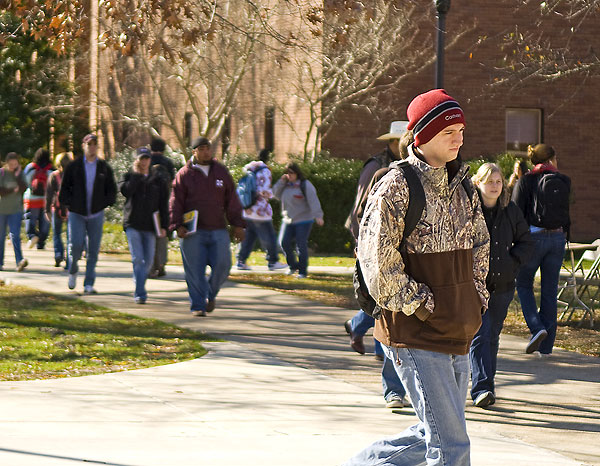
[157,266,166,277]
[206,299,216,313]
[344,319,365,354]
[526,329,548,354]
[374,354,384,362]
[55,258,62,268]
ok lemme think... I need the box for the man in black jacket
[59,133,117,294]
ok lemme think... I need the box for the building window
[505,108,542,153]
[221,117,231,156]
[264,106,275,152]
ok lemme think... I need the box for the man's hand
[176,226,189,239]
[315,217,324,227]
[233,226,245,242]
[158,228,167,238]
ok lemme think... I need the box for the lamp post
[434,0,451,89]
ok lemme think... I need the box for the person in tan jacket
[345,89,489,466]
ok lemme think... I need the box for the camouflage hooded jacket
[357,149,490,355]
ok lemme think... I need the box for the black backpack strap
[460,176,475,205]
[390,161,426,247]
[300,179,307,199]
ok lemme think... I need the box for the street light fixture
[434,0,451,89]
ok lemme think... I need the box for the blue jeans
[126,228,156,300]
[52,212,69,264]
[180,229,231,312]
[279,221,313,275]
[516,231,566,354]
[68,211,104,288]
[350,310,406,400]
[469,288,515,400]
[0,211,24,267]
[24,207,50,247]
[237,219,280,265]
[345,347,471,466]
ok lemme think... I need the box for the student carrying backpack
[23,148,54,250]
[237,165,268,209]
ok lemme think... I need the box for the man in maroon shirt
[170,137,245,316]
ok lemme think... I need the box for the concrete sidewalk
[1,247,598,465]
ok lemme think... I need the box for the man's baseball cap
[136,147,151,159]
[82,133,98,144]
[406,89,465,147]
[191,137,211,149]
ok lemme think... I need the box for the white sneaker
[83,286,97,295]
[27,236,38,249]
[68,273,77,290]
[385,397,405,409]
[268,262,288,271]
[191,310,207,317]
[16,259,28,272]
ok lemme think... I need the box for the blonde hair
[54,152,73,171]
[472,162,509,206]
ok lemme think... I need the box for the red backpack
[30,163,51,196]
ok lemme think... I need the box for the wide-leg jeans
[67,211,104,288]
[238,218,280,265]
[180,229,231,312]
[516,231,566,354]
[469,288,515,400]
[345,347,471,466]
[278,220,313,275]
[126,227,156,300]
[0,211,24,267]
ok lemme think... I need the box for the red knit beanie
[406,89,465,147]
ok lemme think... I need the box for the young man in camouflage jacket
[345,89,490,466]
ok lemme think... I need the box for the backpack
[30,164,50,196]
[531,172,570,231]
[237,166,267,209]
[353,160,474,319]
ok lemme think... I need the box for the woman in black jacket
[469,162,533,408]
[119,148,169,304]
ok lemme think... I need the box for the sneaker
[16,259,28,272]
[286,268,297,275]
[148,269,159,279]
[473,391,496,408]
[68,273,77,290]
[157,266,166,277]
[191,310,207,317]
[83,286,97,295]
[237,262,252,271]
[296,273,308,279]
[54,258,62,268]
[374,353,384,362]
[206,299,216,313]
[526,329,548,354]
[537,352,552,359]
[268,262,288,271]
[27,236,38,249]
[135,297,146,304]
[385,397,405,409]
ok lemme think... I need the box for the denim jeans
[516,231,566,354]
[126,228,156,300]
[68,211,104,288]
[469,288,515,400]
[279,220,313,275]
[180,229,231,312]
[24,207,50,247]
[345,347,471,466]
[52,211,69,264]
[0,211,24,267]
[237,219,280,265]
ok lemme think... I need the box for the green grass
[0,284,214,380]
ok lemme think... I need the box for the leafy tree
[0,12,73,158]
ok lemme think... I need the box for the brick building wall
[321,1,600,242]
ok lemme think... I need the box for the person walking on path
[148,137,176,279]
[344,122,411,409]
[236,149,286,271]
[345,89,489,466]
[23,148,53,250]
[170,137,245,317]
[119,147,169,304]
[45,152,73,269]
[0,152,28,272]
[469,163,533,408]
[273,162,323,278]
[513,144,570,357]
[59,133,117,294]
